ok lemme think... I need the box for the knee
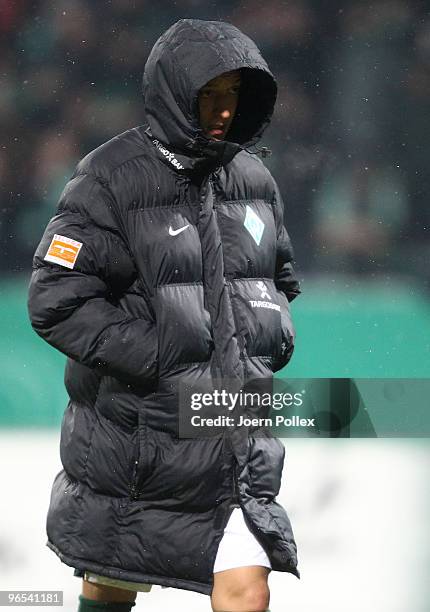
[224,578,270,611]
[243,580,270,611]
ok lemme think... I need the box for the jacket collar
[145,125,243,176]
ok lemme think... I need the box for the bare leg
[81,579,137,603]
[211,566,270,612]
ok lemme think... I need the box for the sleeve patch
[44,234,83,269]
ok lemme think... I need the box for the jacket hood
[142,19,277,168]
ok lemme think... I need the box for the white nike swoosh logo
[168,224,189,236]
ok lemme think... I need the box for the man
[28,18,300,612]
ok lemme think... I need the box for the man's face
[198,70,241,141]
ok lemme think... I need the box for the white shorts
[213,507,272,573]
[83,507,271,591]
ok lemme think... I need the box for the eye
[200,89,213,98]
[229,85,240,95]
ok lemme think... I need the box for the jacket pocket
[272,290,295,372]
[130,407,156,499]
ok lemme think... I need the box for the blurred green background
[1,276,429,427]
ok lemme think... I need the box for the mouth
[208,126,225,139]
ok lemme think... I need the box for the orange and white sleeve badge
[44,234,83,269]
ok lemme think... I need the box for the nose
[213,98,231,118]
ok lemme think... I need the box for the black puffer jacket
[28,19,300,595]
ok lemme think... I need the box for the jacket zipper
[209,173,243,509]
[231,457,240,507]
[205,176,224,377]
[208,174,246,368]
[130,460,139,500]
